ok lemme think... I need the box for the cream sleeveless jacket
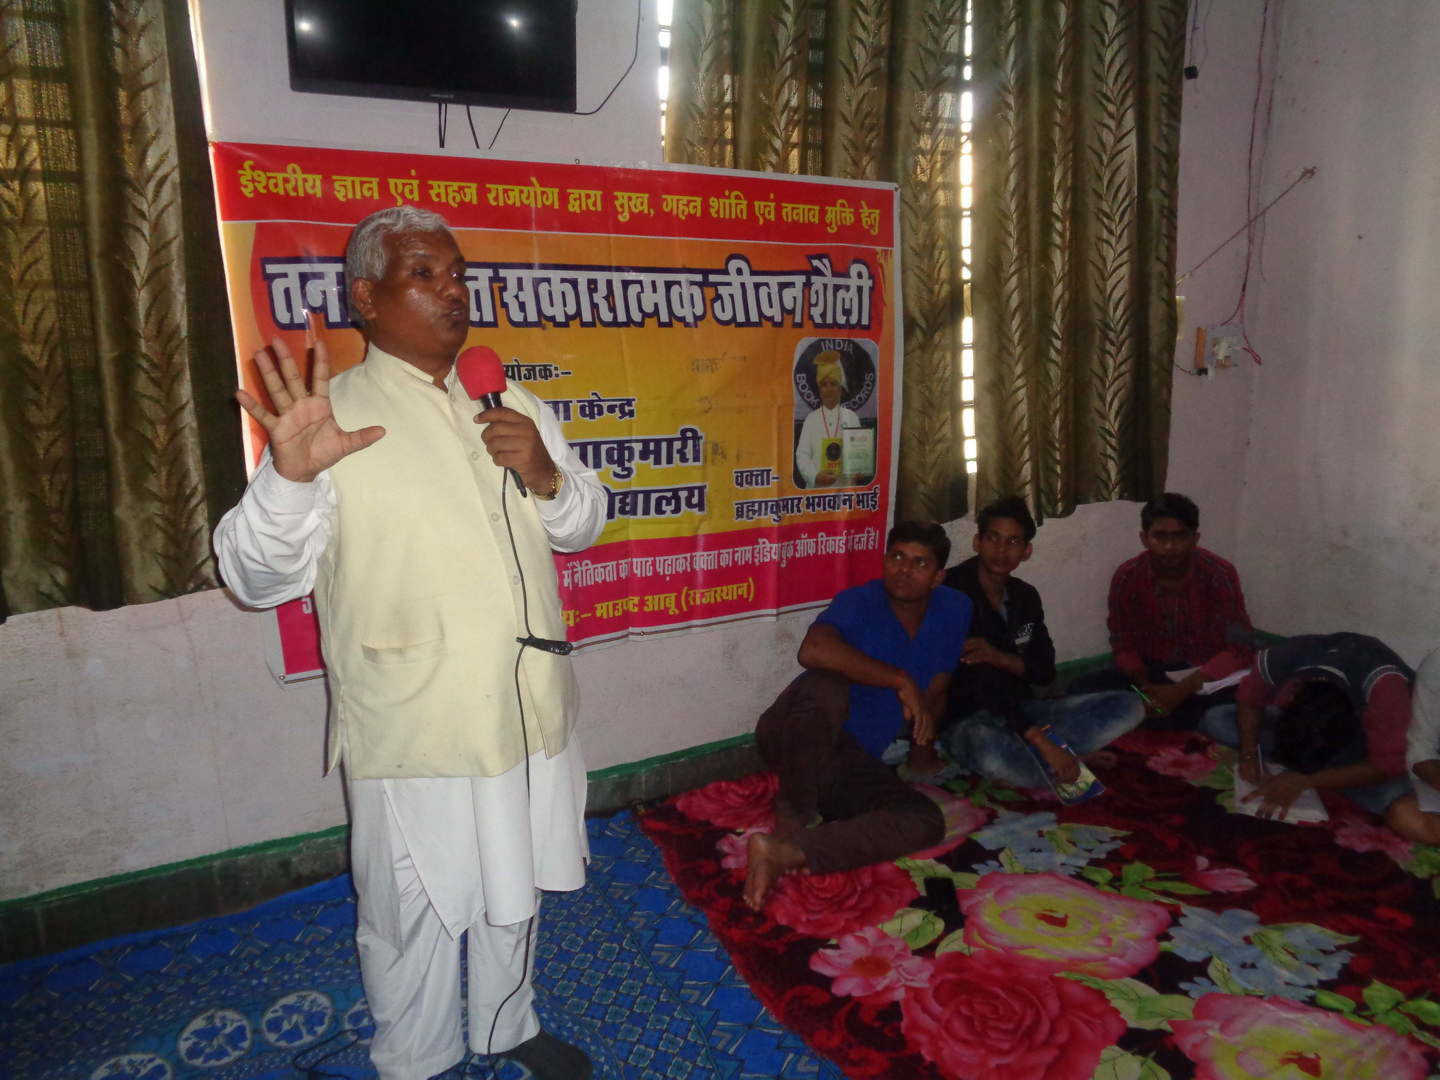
[317,346,576,779]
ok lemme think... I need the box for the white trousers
[355,845,540,1079]
[347,743,587,1079]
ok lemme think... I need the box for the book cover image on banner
[210,142,899,670]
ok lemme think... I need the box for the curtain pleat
[971,0,1185,522]
[0,0,241,617]
[668,0,1185,529]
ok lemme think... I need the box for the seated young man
[1070,492,1254,730]
[1390,648,1440,844]
[1203,632,1415,825]
[936,497,1144,792]
[745,521,972,910]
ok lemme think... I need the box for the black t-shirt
[943,556,1056,732]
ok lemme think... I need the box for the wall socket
[1211,335,1238,368]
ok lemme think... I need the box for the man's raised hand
[236,338,385,483]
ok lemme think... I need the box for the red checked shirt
[1107,547,1254,681]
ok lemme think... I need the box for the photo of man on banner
[792,338,879,490]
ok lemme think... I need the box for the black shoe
[500,1031,592,1080]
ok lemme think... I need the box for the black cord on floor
[295,1027,361,1079]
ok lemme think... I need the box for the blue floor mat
[0,811,844,1080]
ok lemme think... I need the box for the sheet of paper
[842,427,875,480]
[1232,760,1328,824]
[1167,667,1250,695]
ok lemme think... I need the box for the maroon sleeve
[1235,670,1272,709]
[1363,673,1412,777]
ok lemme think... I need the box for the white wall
[1,0,1285,899]
[1228,1,1440,664]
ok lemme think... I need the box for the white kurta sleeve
[530,400,607,553]
[213,448,337,608]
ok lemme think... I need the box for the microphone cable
[296,1027,361,1079]
[478,457,564,1075]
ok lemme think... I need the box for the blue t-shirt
[814,578,972,757]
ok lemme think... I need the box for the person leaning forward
[1206,632,1416,827]
[744,521,972,910]
[214,206,605,1080]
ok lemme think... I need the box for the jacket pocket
[360,635,446,664]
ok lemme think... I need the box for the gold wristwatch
[534,466,564,501]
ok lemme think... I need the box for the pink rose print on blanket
[1331,814,1414,864]
[675,773,778,831]
[809,926,930,1004]
[900,950,1125,1080]
[1147,745,1220,782]
[959,871,1172,978]
[1184,856,1257,893]
[1172,994,1429,1079]
[767,861,919,939]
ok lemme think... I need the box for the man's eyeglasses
[884,550,935,571]
[980,531,1027,550]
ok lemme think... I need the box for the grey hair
[345,206,453,326]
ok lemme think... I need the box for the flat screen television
[284,0,577,114]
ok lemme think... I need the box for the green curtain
[0,0,242,620]
[971,0,1186,520]
[665,0,972,523]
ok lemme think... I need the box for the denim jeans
[940,691,1146,790]
[1198,710,1410,816]
[1067,664,1238,733]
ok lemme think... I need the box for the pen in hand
[1130,683,1166,716]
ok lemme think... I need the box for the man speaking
[215,206,606,1079]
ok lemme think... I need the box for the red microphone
[456,345,507,410]
[455,345,526,496]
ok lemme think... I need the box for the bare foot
[743,833,806,911]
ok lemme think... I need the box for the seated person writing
[935,497,1144,792]
[1390,648,1440,844]
[1070,492,1253,730]
[745,521,971,910]
[1203,632,1413,824]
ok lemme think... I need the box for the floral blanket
[637,729,1440,1079]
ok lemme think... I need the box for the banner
[210,142,899,671]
